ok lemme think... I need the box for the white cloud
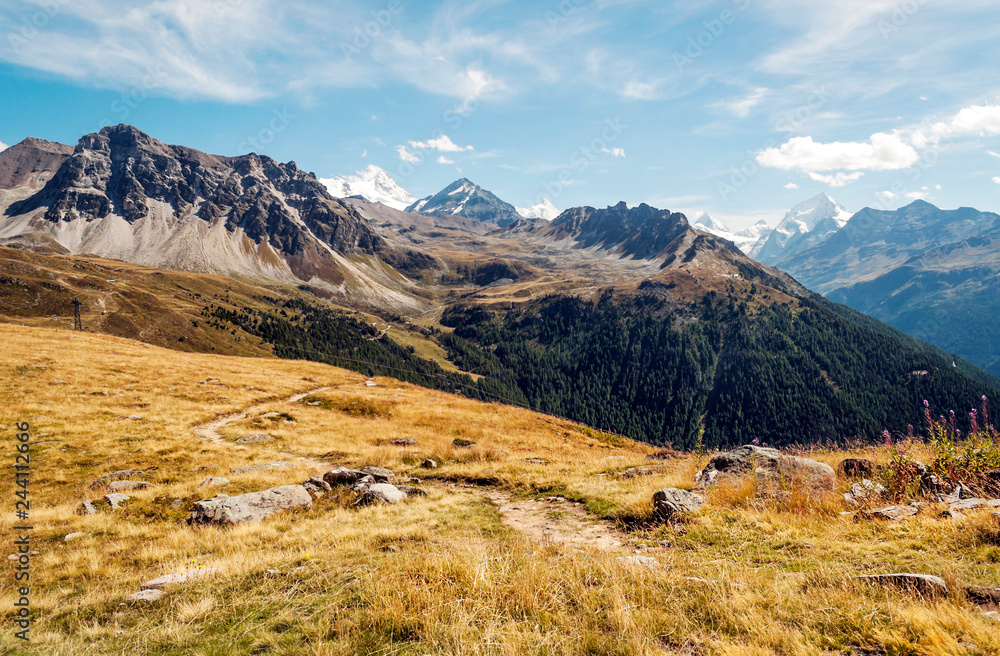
[783,182,799,189]
[602,147,626,158]
[396,145,419,163]
[806,171,865,187]
[436,156,454,165]
[409,134,473,153]
[719,88,769,119]
[905,190,930,200]
[988,150,1000,158]
[0,140,8,152]
[993,177,1000,185]
[914,104,1000,145]
[622,81,656,100]
[360,149,367,158]
[757,133,919,172]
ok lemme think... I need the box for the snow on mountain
[752,194,852,264]
[516,198,560,221]
[406,178,522,227]
[320,165,416,211]
[693,213,772,255]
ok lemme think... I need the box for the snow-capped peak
[319,164,416,211]
[692,212,730,233]
[776,193,851,235]
[516,198,560,221]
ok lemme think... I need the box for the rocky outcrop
[188,485,312,526]
[857,573,948,598]
[652,488,705,521]
[356,483,406,506]
[843,479,885,508]
[694,445,835,493]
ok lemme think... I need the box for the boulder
[78,500,98,515]
[104,493,132,510]
[323,467,366,487]
[397,485,428,497]
[107,480,150,492]
[949,498,1000,512]
[127,589,165,603]
[938,508,963,521]
[941,482,976,503]
[141,568,221,590]
[198,477,230,489]
[235,433,275,443]
[356,483,405,505]
[88,470,152,489]
[188,485,312,526]
[64,532,87,542]
[857,573,948,598]
[966,586,1000,605]
[302,476,332,497]
[843,479,885,508]
[360,466,396,484]
[351,475,377,494]
[230,462,295,474]
[652,488,706,521]
[694,445,835,493]
[919,474,945,496]
[837,458,878,479]
[421,459,438,469]
[983,611,999,623]
[389,438,417,446]
[854,505,919,522]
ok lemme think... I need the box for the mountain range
[1,124,997,448]
[319,164,417,211]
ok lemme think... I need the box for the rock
[360,466,396,484]
[938,508,963,521]
[619,466,660,478]
[230,462,295,474]
[141,568,221,590]
[127,589,165,602]
[854,505,919,522]
[652,488,706,521]
[949,498,1000,512]
[188,485,312,526]
[389,438,417,446]
[198,477,230,489]
[397,485,428,497]
[965,586,1000,605]
[107,480,151,492]
[919,474,945,496]
[941,482,976,503]
[693,445,835,493]
[235,433,276,443]
[351,475,376,494]
[421,459,438,469]
[323,467,366,487]
[983,611,999,622]
[615,556,661,567]
[78,500,98,515]
[64,532,87,542]
[49,380,69,385]
[857,573,948,598]
[122,415,143,421]
[837,458,878,479]
[843,479,886,508]
[89,470,152,489]
[525,458,549,466]
[356,483,406,505]
[302,476,331,497]
[104,493,132,510]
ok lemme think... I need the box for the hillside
[2,324,999,655]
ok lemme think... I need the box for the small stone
[421,459,438,469]
[323,467,366,487]
[652,488,706,521]
[857,573,948,598]
[525,458,549,466]
[982,611,999,623]
[107,480,151,492]
[127,589,165,603]
[121,415,143,421]
[383,544,400,552]
[78,500,98,515]
[949,498,1000,512]
[198,477,230,489]
[141,568,221,590]
[615,556,660,567]
[235,433,275,444]
[938,508,963,521]
[843,479,886,508]
[854,505,919,522]
[397,485,427,497]
[389,438,417,446]
[360,466,396,484]
[104,493,132,510]
[302,476,332,497]
[49,380,69,385]
[64,532,87,542]
[837,458,879,479]
[965,586,1000,605]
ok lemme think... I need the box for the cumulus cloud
[783,182,799,189]
[913,104,1000,145]
[806,171,864,187]
[396,145,419,163]
[409,134,473,153]
[757,133,919,172]
[993,177,1000,185]
[602,147,626,158]
[436,156,454,165]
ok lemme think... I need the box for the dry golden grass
[1,324,999,655]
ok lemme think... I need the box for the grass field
[1,324,999,655]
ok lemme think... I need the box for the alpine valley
[1,125,998,449]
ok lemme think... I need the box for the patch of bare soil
[483,490,625,551]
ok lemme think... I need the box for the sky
[1,0,999,229]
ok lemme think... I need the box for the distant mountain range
[692,214,771,254]
[752,193,852,264]
[320,165,416,211]
[406,178,523,227]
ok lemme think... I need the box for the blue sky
[1,0,999,228]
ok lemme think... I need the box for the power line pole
[73,297,82,331]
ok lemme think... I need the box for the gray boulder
[360,466,396,484]
[854,505,919,522]
[198,477,230,489]
[230,462,295,474]
[104,493,132,510]
[694,445,835,493]
[141,568,221,590]
[323,467,366,487]
[857,573,948,598]
[127,589,165,602]
[78,500,98,515]
[949,498,1000,512]
[235,433,275,443]
[652,488,705,521]
[351,475,377,494]
[107,480,150,492]
[356,483,405,505]
[397,485,428,497]
[843,479,886,508]
[302,476,332,497]
[188,485,312,526]
[837,458,878,479]
[421,459,438,469]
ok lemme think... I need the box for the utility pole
[73,297,82,331]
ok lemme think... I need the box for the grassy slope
[1,324,999,655]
